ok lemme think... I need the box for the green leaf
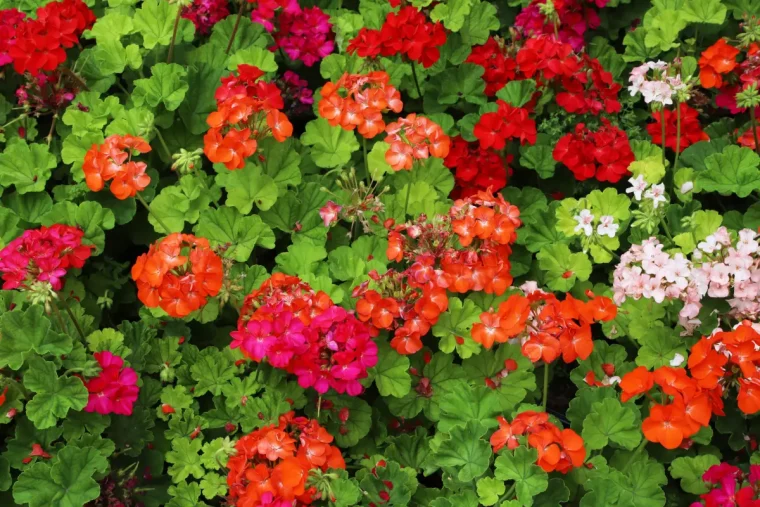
[582,398,642,450]
[682,0,726,24]
[200,473,227,500]
[670,455,721,494]
[370,342,411,398]
[301,118,360,168]
[86,328,130,357]
[0,141,57,194]
[437,379,501,432]
[432,63,486,105]
[477,477,506,506]
[215,163,279,213]
[167,481,205,507]
[228,46,278,73]
[623,28,662,62]
[636,325,687,369]
[644,10,687,51]
[496,79,537,108]
[133,63,190,112]
[83,11,135,41]
[629,156,666,184]
[459,0,500,45]
[134,0,194,49]
[433,421,491,482]
[13,445,108,507]
[257,137,302,194]
[696,145,760,197]
[63,92,124,137]
[190,348,237,396]
[520,144,556,179]
[275,237,327,276]
[166,438,205,483]
[537,244,593,291]
[494,446,549,506]
[357,460,418,505]
[433,297,482,359]
[0,306,72,370]
[429,0,474,31]
[194,206,275,262]
[24,356,89,429]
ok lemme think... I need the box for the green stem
[659,216,674,242]
[46,113,58,147]
[136,192,172,235]
[598,242,621,262]
[498,484,516,505]
[154,128,172,161]
[317,394,323,420]
[751,107,760,158]
[362,137,368,172]
[225,1,246,55]
[542,363,550,412]
[673,102,681,170]
[62,67,89,91]
[60,297,86,340]
[50,304,67,335]
[410,61,423,99]
[166,7,182,64]
[403,182,412,218]
[621,438,648,473]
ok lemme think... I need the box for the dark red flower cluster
[466,37,518,96]
[273,5,335,67]
[355,190,521,355]
[347,6,447,68]
[515,0,607,52]
[204,64,293,170]
[491,411,586,474]
[0,8,24,68]
[444,136,512,197]
[232,274,378,396]
[552,119,635,183]
[15,71,80,115]
[647,102,709,153]
[473,100,537,150]
[131,233,224,318]
[8,0,95,76]
[277,70,314,116]
[181,0,230,35]
[0,224,92,291]
[226,411,345,506]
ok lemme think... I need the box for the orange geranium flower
[83,134,151,200]
[738,378,760,415]
[490,416,520,452]
[384,114,450,171]
[642,402,692,450]
[699,38,739,88]
[204,65,293,170]
[131,233,223,318]
[619,366,654,402]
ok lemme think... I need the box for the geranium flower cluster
[231,274,378,396]
[181,0,229,35]
[15,70,81,115]
[699,39,741,89]
[226,411,345,506]
[688,322,760,415]
[552,119,635,183]
[444,136,512,198]
[473,100,537,150]
[83,351,139,416]
[0,8,24,68]
[647,103,709,153]
[619,366,724,449]
[277,70,314,116]
[318,71,403,139]
[465,37,517,96]
[355,190,521,354]
[0,224,92,291]
[131,233,224,318]
[613,228,760,333]
[514,0,608,52]
[691,463,760,507]
[472,287,616,363]
[384,114,450,171]
[625,174,669,209]
[5,0,95,76]
[83,134,152,200]
[204,64,293,170]
[490,410,586,474]
[272,5,334,67]
[703,39,760,113]
[628,61,687,106]
[347,6,447,68]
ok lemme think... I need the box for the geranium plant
[2,0,760,506]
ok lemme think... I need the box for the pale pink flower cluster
[613,227,760,334]
[628,61,686,106]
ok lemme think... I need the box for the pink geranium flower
[84,351,140,416]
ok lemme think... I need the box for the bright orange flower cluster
[384,114,450,171]
[83,134,151,200]
[619,366,724,450]
[472,289,616,364]
[204,64,293,170]
[355,190,521,355]
[688,322,760,415]
[699,38,739,89]
[490,411,586,474]
[131,233,223,318]
[318,71,403,139]
[226,411,345,507]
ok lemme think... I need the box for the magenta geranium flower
[84,351,139,416]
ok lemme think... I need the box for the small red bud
[339,407,350,423]
[225,422,236,433]
[601,363,615,376]
[161,404,175,415]
[504,359,518,371]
